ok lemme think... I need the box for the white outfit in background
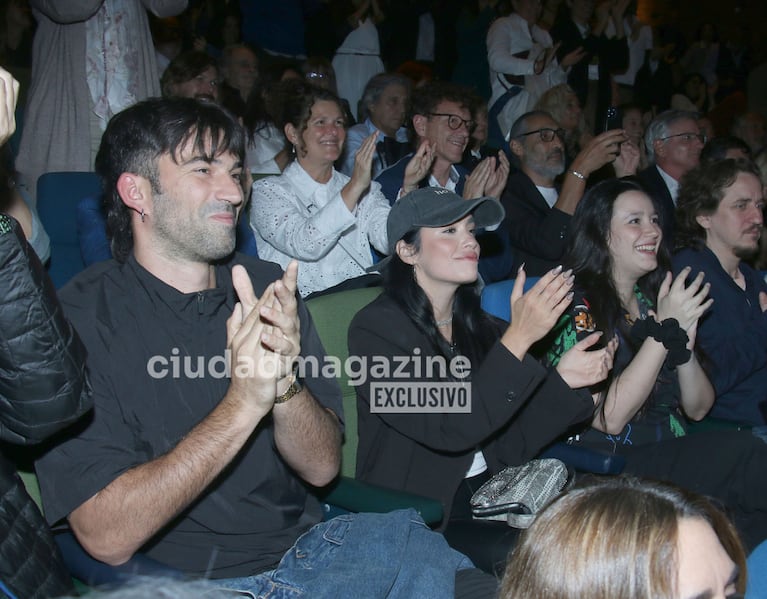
[16,0,187,203]
[246,123,286,176]
[611,17,652,87]
[332,18,384,121]
[487,13,566,138]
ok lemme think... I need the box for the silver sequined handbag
[470,458,570,528]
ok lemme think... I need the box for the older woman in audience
[341,72,411,177]
[542,177,767,550]
[500,476,747,599]
[251,81,389,297]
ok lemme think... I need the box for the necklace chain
[436,316,453,327]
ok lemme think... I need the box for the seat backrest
[37,172,103,288]
[305,286,383,478]
[480,276,541,322]
[236,203,259,258]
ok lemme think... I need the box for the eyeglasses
[428,112,476,133]
[659,132,707,144]
[515,128,566,142]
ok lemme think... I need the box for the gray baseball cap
[370,187,505,271]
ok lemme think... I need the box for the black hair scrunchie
[630,317,691,368]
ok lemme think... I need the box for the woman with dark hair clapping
[541,177,767,550]
[350,186,616,574]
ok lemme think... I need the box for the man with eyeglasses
[501,110,629,275]
[638,109,705,246]
[376,81,514,282]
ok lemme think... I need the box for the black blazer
[500,170,572,276]
[349,293,593,524]
[636,166,676,248]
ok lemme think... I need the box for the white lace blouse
[250,161,390,297]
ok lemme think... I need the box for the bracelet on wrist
[275,366,303,404]
[630,317,691,368]
[569,169,586,180]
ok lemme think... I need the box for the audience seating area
[306,286,444,524]
[37,171,102,289]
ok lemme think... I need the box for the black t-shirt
[36,254,342,578]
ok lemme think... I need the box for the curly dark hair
[160,51,218,98]
[409,81,475,133]
[274,80,346,159]
[675,158,762,250]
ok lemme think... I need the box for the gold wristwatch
[274,370,303,404]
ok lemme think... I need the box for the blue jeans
[213,509,474,598]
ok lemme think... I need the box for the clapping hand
[464,152,510,200]
[653,268,713,349]
[402,139,435,195]
[501,265,575,358]
[348,130,379,198]
[227,261,302,412]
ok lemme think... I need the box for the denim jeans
[213,509,474,599]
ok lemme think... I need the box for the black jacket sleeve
[350,295,591,455]
[0,215,92,444]
[501,172,572,275]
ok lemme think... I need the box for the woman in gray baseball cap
[349,186,617,575]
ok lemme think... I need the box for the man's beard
[733,227,763,260]
[533,149,565,180]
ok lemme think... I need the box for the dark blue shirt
[673,246,767,426]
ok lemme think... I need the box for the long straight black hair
[383,228,500,372]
